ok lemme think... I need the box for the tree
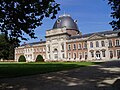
[18,55,26,62]
[0,0,60,42]
[36,55,44,62]
[0,34,19,60]
[108,0,120,30]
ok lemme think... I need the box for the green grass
[0,62,102,78]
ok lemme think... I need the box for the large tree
[108,0,120,30]
[0,0,60,42]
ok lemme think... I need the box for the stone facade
[15,14,120,62]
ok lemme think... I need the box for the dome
[53,14,79,31]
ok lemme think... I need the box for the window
[109,40,112,47]
[102,51,106,57]
[74,53,76,59]
[61,44,64,51]
[116,40,119,46]
[62,54,65,58]
[79,53,82,59]
[96,41,99,47]
[84,42,87,49]
[110,51,113,59]
[73,44,76,50]
[68,44,71,50]
[101,41,105,47]
[78,44,82,49]
[91,52,94,57]
[117,50,120,59]
[68,53,71,59]
[48,45,50,52]
[90,42,93,48]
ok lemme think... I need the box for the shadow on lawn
[0,60,120,90]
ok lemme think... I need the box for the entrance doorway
[54,48,58,60]
[96,51,101,60]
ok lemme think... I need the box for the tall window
[102,51,106,57]
[68,44,71,50]
[73,44,76,50]
[68,53,71,59]
[96,41,99,47]
[109,40,112,47]
[101,41,105,47]
[90,42,93,48]
[79,53,82,59]
[61,43,64,51]
[117,50,120,59]
[110,51,113,59]
[116,40,119,46]
[91,52,94,57]
[62,53,65,58]
[78,44,82,49]
[48,45,50,52]
[84,42,87,49]
[74,53,76,59]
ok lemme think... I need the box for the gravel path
[0,60,120,90]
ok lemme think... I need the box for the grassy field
[0,62,102,78]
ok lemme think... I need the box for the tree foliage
[18,55,26,62]
[36,55,44,62]
[0,34,19,60]
[108,0,120,30]
[0,0,60,42]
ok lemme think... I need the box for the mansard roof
[69,30,120,39]
[21,41,46,46]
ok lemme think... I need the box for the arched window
[74,53,76,59]
[109,40,112,47]
[90,42,93,48]
[73,44,76,50]
[96,41,99,47]
[101,41,105,47]
[78,44,82,49]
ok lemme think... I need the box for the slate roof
[21,41,46,46]
[69,30,120,39]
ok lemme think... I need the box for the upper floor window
[48,45,50,52]
[96,41,99,47]
[116,40,119,46]
[90,42,93,48]
[109,40,113,47]
[102,50,106,57]
[73,44,76,50]
[68,44,71,50]
[78,44,82,49]
[61,43,64,51]
[84,42,87,49]
[101,41,105,47]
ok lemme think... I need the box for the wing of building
[15,14,120,62]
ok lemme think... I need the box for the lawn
[0,62,102,78]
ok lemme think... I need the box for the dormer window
[57,19,61,23]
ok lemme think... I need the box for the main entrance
[96,51,101,60]
[53,48,58,60]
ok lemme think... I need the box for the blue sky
[24,0,112,44]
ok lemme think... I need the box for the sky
[23,0,113,44]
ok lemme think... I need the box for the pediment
[87,33,106,40]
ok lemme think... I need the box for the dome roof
[53,14,79,30]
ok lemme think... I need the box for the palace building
[15,14,120,62]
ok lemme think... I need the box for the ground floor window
[102,51,106,57]
[110,51,113,59]
[117,50,120,59]
[62,53,65,58]
[74,53,76,60]
[68,53,71,59]
[91,52,94,57]
[79,53,82,59]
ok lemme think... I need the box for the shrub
[18,55,26,62]
[36,55,44,62]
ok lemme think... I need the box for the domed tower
[45,14,80,61]
[53,14,80,36]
